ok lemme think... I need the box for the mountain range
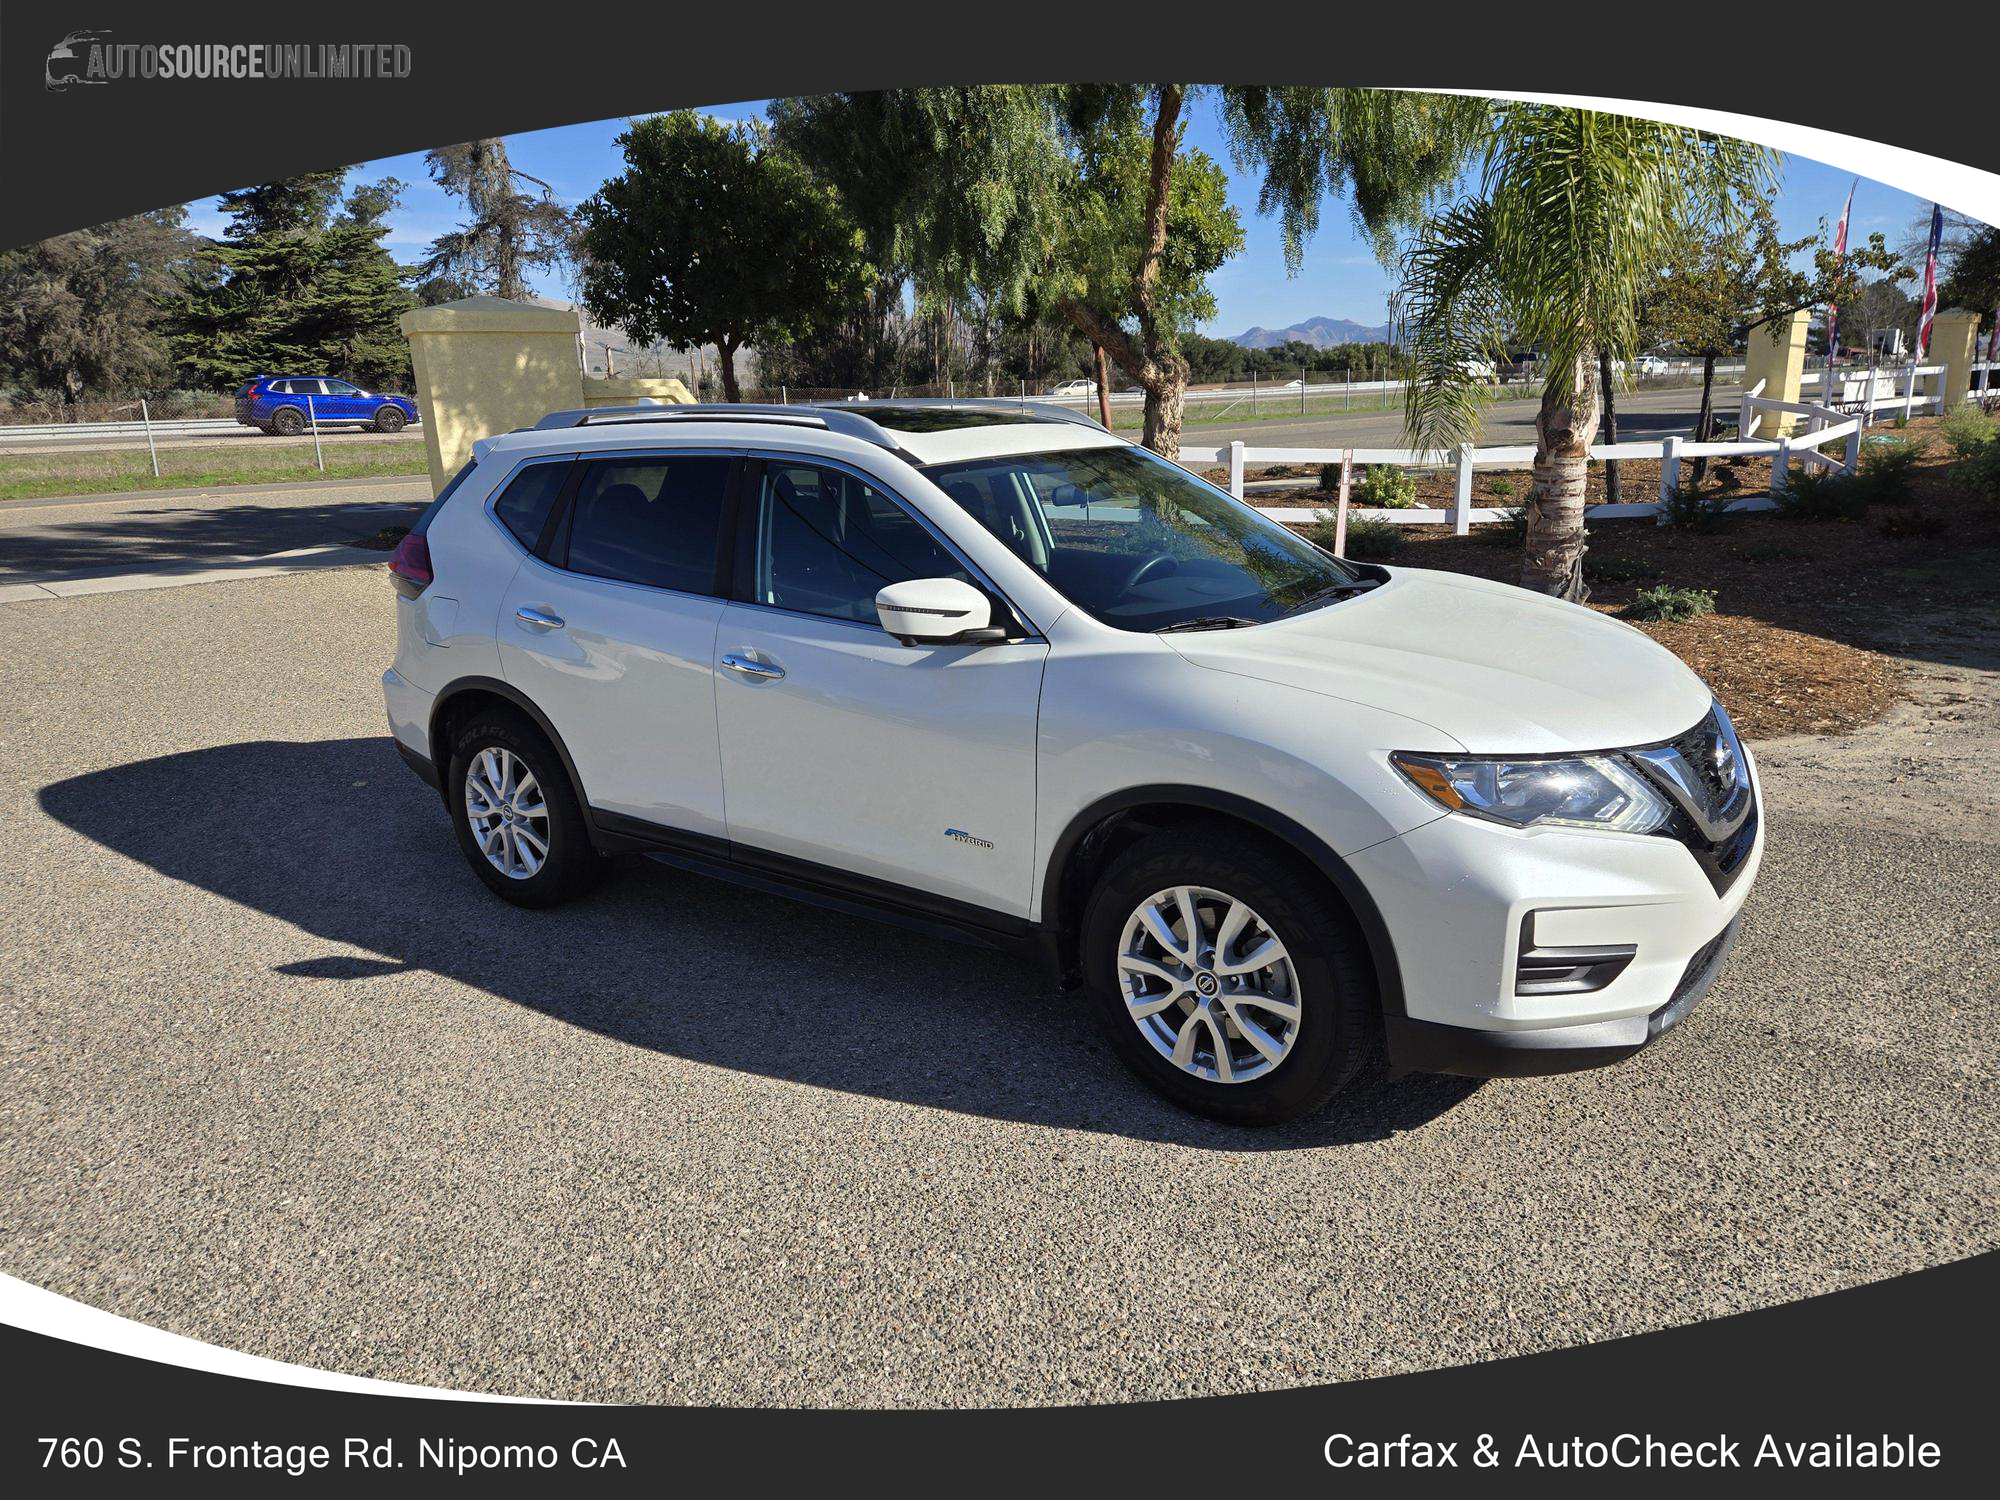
[1228,315,1391,349]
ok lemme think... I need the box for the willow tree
[1398,107,1775,599]
[771,87,1483,458]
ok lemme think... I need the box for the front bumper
[1383,913,1742,1077]
[1350,747,1763,1078]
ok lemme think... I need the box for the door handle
[720,652,785,681]
[515,606,565,630]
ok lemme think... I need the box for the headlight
[1389,750,1671,834]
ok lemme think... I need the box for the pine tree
[165,172,416,388]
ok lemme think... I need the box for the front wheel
[373,404,407,433]
[1081,824,1375,1124]
[446,711,602,908]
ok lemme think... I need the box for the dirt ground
[1256,417,1997,738]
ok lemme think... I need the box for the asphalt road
[0,476,429,589]
[2,562,1994,1407]
[1182,382,1743,450]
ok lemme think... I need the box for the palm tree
[1396,107,1775,599]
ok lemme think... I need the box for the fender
[1041,784,1408,1036]
[427,674,593,818]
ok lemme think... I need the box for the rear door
[496,450,737,841]
[284,378,325,425]
[711,457,1048,917]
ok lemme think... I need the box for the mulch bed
[1255,417,1997,739]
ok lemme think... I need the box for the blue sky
[184,96,1932,337]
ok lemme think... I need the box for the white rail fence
[1187,370,1949,532]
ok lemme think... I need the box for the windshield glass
[924,445,1360,631]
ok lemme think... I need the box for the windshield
[924,444,1361,631]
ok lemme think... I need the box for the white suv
[382,402,1762,1123]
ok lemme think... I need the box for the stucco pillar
[1742,308,1810,437]
[399,295,585,493]
[1926,309,1981,411]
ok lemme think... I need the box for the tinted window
[926,445,1359,631]
[283,379,322,395]
[747,462,970,624]
[563,456,730,595]
[324,379,362,395]
[492,460,571,551]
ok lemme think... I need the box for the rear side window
[562,456,731,595]
[491,460,571,551]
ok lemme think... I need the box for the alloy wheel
[463,747,550,880]
[1116,885,1301,1084]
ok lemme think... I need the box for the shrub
[1961,443,2000,500]
[1659,485,1737,531]
[1774,467,1867,522]
[1851,438,1926,505]
[1876,511,1947,539]
[1355,463,1417,508]
[1626,585,1716,623]
[1340,517,1406,559]
[1476,505,1528,547]
[1939,406,2000,498]
[1486,475,1516,500]
[1939,403,1996,461]
[1318,462,1344,492]
[1585,552,1662,583]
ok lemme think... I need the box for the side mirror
[876,577,1005,646]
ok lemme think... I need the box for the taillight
[388,531,433,599]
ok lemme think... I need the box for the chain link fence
[0,390,428,503]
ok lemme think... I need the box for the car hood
[1161,566,1714,754]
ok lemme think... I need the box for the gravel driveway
[2,565,1993,1406]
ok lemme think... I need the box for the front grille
[1630,704,1758,897]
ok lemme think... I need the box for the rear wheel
[271,405,305,436]
[373,404,407,433]
[446,711,601,908]
[1081,824,1374,1124]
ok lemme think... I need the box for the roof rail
[529,402,910,455]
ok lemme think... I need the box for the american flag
[1824,179,1855,361]
[1916,203,1944,358]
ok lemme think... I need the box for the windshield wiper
[1155,615,1264,634]
[1280,579,1381,617]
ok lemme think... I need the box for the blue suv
[234,377,420,436]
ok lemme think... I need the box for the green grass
[0,440,428,502]
[1107,386,1414,434]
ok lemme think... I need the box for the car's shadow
[38,737,1480,1150]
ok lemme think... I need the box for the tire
[446,710,602,909]
[1081,822,1375,1124]
[373,404,407,433]
[271,405,306,436]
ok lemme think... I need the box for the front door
[712,458,1047,918]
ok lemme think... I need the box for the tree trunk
[1094,342,1113,429]
[1522,353,1601,601]
[1690,351,1717,486]
[717,341,741,403]
[1598,348,1620,504]
[1140,354,1189,458]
